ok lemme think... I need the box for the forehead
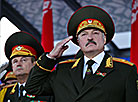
[85,28,102,31]
[79,28,103,34]
[11,56,32,60]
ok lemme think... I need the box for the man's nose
[88,33,93,39]
[16,61,22,65]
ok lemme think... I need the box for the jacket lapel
[70,57,84,93]
[76,53,115,100]
[9,83,19,101]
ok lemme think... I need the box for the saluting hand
[48,36,73,59]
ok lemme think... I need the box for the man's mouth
[17,68,22,70]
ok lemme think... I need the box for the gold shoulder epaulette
[113,57,134,66]
[105,57,113,68]
[59,59,77,64]
[0,87,8,102]
[3,83,15,89]
[10,82,17,94]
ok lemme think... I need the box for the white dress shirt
[18,83,26,96]
[83,51,105,79]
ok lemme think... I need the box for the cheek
[78,41,85,49]
[78,38,86,46]
[12,66,16,72]
[26,63,34,71]
[97,36,105,43]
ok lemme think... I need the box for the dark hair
[31,57,36,63]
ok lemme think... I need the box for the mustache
[16,66,23,70]
[85,40,97,47]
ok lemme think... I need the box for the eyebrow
[81,29,100,33]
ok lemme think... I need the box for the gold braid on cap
[10,45,37,59]
[77,19,106,35]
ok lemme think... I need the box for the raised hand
[48,36,73,59]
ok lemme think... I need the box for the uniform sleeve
[125,66,138,102]
[25,53,57,96]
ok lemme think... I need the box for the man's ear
[104,35,106,44]
[77,36,80,43]
[77,38,79,43]
[33,61,36,66]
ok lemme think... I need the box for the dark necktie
[83,60,95,85]
[19,85,24,100]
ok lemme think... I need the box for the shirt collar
[18,82,26,88]
[84,51,105,65]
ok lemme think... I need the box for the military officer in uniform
[3,71,17,85]
[0,71,17,91]
[0,31,53,102]
[25,5,138,102]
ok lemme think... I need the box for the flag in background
[41,0,54,52]
[130,0,138,73]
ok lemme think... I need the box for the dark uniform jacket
[25,53,138,102]
[0,82,53,102]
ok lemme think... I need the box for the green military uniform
[0,82,53,102]
[0,31,53,102]
[25,5,138,102]
[25,52,138,102]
